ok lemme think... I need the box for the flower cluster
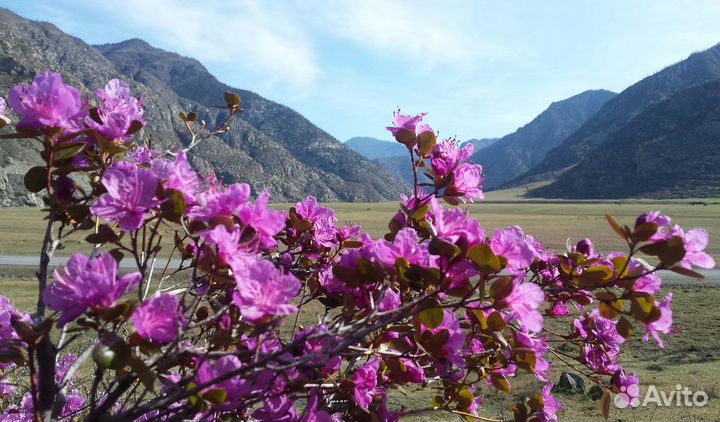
[0,72,714,422]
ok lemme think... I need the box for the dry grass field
[4,189,718,260]
[0,193,718,421]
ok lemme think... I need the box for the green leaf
[528,394,544,412]
[600,389,611,419]
[639,236,686,265]
[53,143,85,161]
[617,317,634,338]
[126,120,144,136]
[486,311,507,331]
[468,244,501,273]
[224,91,242,108]
[417,131,437,156]
[418,307,444,329]
[92,333,131,370]
[85,224,119,244]
[578,265,614,288]
[23,166,47,193]
[160,189,186,223]
[203,389,227,404]
[606,214,629,240]
[412,204,429,220]
[491,374,510,393]
[489,277,514,300]
[429,237,461,260]
[394,128,417,147]
[455,387,474,411]
[669,265,704,279]
[632,222,659,243]
[130,356,156,391]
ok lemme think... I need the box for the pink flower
[128,147,160,165]
[430,140,474,178]
[679,228,715,269]
[444,162,484,203]
[503,279,544,332]
[301,389,336,422]
[375,227,430,267]
[353,358,380,410]
[189,182,251,223]
[385,112,430,139]
[533,384,563,421]
[515,332,550,382]
[232,260,300,323]
[420,310,466,367]
[201,225,257,276]
[294,325,342,375]
[7,71,85,131]
[91,161,160,231]
[236,190,286,250]
[152,150,200,204]
[87,78,145,141]
[490,226,536,272]
[43,253,140,327]
[635,211,671,241]
[196,356,248,409]
[0,296,21,343]
[132,294,185,344]
[643,293,673,348]
[574,310,624,372]
[428,197,485,247]
[294,196,339,248]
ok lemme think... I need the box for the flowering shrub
[0,71,715,422]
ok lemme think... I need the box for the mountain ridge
[512,43,720,188]
[529,78,720,198]
[0,8,407,206]
[471,89,616,189]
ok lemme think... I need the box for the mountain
[470,90,616,189]
[349,136,499,188]
[345,137,407,160]
[465,137,499,151]
[513,43,720,188]
[529,79,720,198]
[0,9,406,206]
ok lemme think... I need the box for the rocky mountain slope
[471,90,616,189]
[513,43,720,188]
[0,8,407,206]
[529,79,720,198]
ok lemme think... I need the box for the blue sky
[6,1,720,143]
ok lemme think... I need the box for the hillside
[514,43,720,187]
[472,90,615,189]
[529,79,720,198]
[0,9,406,206]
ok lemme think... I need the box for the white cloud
[39,0,321,91]
[317,0,513,66]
